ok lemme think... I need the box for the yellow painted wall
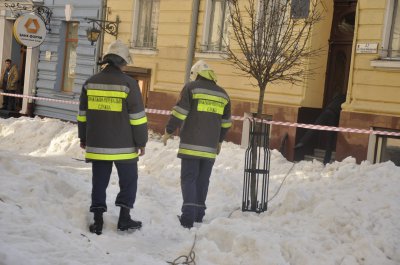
[343,0,400,116]
[106,0,335,109]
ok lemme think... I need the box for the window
[132,0,160,49]
[202,0,230,52]
[256,0,289,49]
[62,22,79,93]
[367,129,400,166]
[381,0,400,59]
[291,0,310,19]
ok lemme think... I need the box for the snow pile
[0,116,399,265]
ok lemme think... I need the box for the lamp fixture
[85,16,120,45]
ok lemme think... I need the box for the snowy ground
[0,116,399,265]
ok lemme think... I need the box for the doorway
[323,0,357,106]
[295,0,357,163]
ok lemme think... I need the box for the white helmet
[103,39,132,64]
[190,60,212,81]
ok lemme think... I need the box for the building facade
[0,0,104,120]
[3,0,398,165]
[103,0,399,165]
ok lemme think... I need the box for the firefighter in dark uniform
[77,40,148,235]
[162,60,232,228]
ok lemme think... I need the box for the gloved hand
[162,130,173,146]
[138,147,145,156]
[217,142,222,155]
[80,141,86,149]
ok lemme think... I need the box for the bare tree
[226,0,323,211]
[226,0,323,115]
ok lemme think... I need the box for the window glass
[388,0,400,58]
[291,0,310,19]
[63,22,79,93]
[207,0,229,51]
[380,137,400,166]
[135,0,160,48]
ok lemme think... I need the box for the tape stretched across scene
[1,92,399,137]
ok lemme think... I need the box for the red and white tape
[0,92,79,105]
[2,92,399,137]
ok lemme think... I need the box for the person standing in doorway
[162,60,232,228]
[77,40,148,235]
[0,59,19,111]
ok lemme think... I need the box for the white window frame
[371,0,400,68]
[200,0,230,53]
[367,128,400,165]
[130,0,159,51]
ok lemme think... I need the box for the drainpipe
[95,0,107,73]
[184,0,200,83]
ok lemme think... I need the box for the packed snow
[0,116,399,265]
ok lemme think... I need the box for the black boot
[89,211,103,235]
[117,207,142,231]
[178,215,193,229]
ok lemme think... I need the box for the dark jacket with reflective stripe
[166,77,231,160]
[77,65,148,163]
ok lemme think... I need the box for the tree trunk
[257,87,266,116]
[250,87,266,210]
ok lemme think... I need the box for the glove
[138,147,145,156]
[162,130,173,146]
[217,142,222,155]
[80,141,86,149]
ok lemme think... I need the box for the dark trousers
[2,90,15,111]
[90,161,138,213]
[180,158,215,224]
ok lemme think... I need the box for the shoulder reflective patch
[88,96,122,112]
[87,83,130,93]
[197,99,224,114]
[87,89,128,99]
[192,93,228,105]
[192,88,229,101]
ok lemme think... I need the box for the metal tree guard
[242,118,271,213]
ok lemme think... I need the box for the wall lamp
[84,16,120,45]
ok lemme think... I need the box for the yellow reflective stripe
[178,148,216,159]
[77,115,87,122]
[221,122,232,128]
[88,96,122,112]
[87,89,128,99]
[193,93,228,105]
[197,99,224,114]
[172,109,187,120]
[85,152,138,160]
[130,116,148,125]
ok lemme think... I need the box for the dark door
[323,0,357,107]
[313,0,357,159]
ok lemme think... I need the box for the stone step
[314,148,336,159]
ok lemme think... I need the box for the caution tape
[0,92,79,105]
[2,91,400,137]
